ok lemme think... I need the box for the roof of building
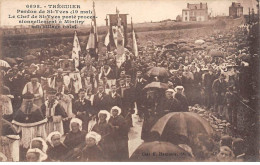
[188,3,207,10]
[230,2,243,8]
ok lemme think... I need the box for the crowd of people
[0,19,259,162]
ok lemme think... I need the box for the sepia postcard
[0,0,259,162]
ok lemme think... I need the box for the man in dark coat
[107,84,122,109]
[121,76,135,127]
[156,89,180,116]
[141,89,160,141]
[12,93,47,161]
[212,74,227,118]
[202,69,215,109]
[73,89,93,131]
[134,71,147,122]
[92,85,110,115]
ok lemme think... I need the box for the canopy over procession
[0,1,259,162]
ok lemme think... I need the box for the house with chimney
[229,2,243,18]
[182,3,209,22]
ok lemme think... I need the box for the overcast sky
[0,0,257,26]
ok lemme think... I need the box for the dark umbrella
[238,53,250,60]
[147,67,169,77]
[4,58,17,66]
[130,141,194,162]
[165,43,177,49]
[150,112,214,144]
[193,46,204,51]
[15,57,23,62]
[179,46,192,52]
[24,55,36,61]
[208,50,224,58]
[162,49,176,56]
[2,118,18,136]
[143,82,168,90]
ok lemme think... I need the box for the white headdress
[86,131,101,145]
[30,137,48,153]
[70,118,83,131]
[46,131,62,147]
[26,148,48,162]
[98,110,111,122]
[110,106,122,116]
[174,86,185,92]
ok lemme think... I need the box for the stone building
[229,2,243,18]
[182,2,209,22]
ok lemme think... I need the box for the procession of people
[0,14,259,162]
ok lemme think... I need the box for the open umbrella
[4,58,17,66]
[2,118,18,136]
[179,46,192,52]
[0,60,11,68]
[15,57,23,62]
[165,43,177,49]
[238,53,250,60]
[208,50,224,58]
[130,141,194,162]
[150,112,214,144]
[143,82,168,90]
[24,55,36,61]
[195,39,205,45]
[193,46,204,51]
[162,49,176,56]
[147,67,169,77]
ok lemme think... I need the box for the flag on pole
[72,31,81,67]
[116,8,125,68]
[86,1,98,59]
[86,23,95,50]
[131,17,138,57]
[104,29,110,47]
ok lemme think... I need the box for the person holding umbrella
[155,89,180,116]
[212,74,227,118]
[141,88,160,141]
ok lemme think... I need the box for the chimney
[187,3,189,8]
[200,2,202,9]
